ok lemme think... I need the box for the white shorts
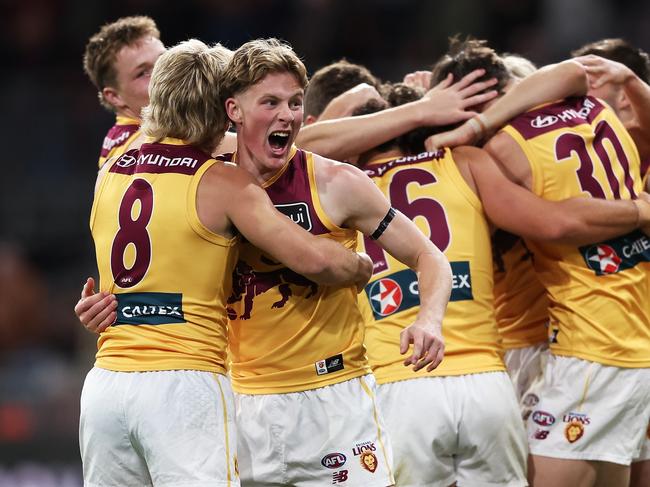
[235,374,394,487]
[504,342,549,420]
[377,372,527,487]
[636,434,650,462]
[80,367,239,487]
[527,355,650,465]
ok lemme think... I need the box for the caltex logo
[586,245,621,274]
[369,278,403,316]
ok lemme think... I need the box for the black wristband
[370,207,396,240]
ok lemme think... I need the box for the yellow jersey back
[91,138,239,373]
[502,96,650,367]
[361,150,505,383]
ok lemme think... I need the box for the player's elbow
[537,215,586,244]
[563,60,589,96]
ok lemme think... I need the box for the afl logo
[321,453,346,469]
[532,410,556,427]
[586,244,621,274]
[531,115,558,128]
[369,278,403,316]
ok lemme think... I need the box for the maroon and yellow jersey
[502,96,650,367]
[98,116,141,169]
[225,148,370,394]
[361,150,505,384]
[91,138,238,373]
[492,230,549,349]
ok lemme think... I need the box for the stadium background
[0,0,648,484]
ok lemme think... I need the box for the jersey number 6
[364,167,450,274]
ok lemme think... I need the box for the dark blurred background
[0,0,648,484]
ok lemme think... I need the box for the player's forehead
[114,36,164,75]
[245,71,304,99]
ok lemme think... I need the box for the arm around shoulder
[467,142,645,245]
[197,162,371,288]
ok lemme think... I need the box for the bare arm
[461,143,650,244]
[199,162,372,287]
[297,69,498,161]
[576,54,650,161]
[315,83,383,122]
[426,60,588,150]
[318,159,452,371]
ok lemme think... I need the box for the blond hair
[141,39,232,153]
[83,16,160,111]
[221,38,308,101]
[502,54,537,80]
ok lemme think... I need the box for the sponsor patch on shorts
[315,354,344,376]
[332,470,349,483]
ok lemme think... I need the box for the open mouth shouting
[268,130,291,155]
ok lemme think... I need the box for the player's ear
[617,90,631,111]
[225,97,242,124]
[303,114,317,125]
[102,86,125,111]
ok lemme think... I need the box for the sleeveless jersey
[98,116,141,169]
[225,148,370,394]
[91,137,239,373]
[492,230,549,349]
[502,96,650,367]
[361,150,505,384]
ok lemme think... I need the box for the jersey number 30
[110,179,153,288]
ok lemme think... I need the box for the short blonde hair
[83,16,160,111]
[221,38,308,101]
[502,54,537,80]
[141,39,232,153]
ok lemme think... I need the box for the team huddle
[75,15,650,487]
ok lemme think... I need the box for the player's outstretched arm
[317,157,452,372]
[296,69,497,162]
[460,143,650,245]
[199,162,372,290]
[426,60,588,150]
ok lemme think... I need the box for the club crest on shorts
[359,452,378,473]
[565,420,585,443]
[369,278,403,316]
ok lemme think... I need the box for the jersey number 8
[110,179,154,288]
